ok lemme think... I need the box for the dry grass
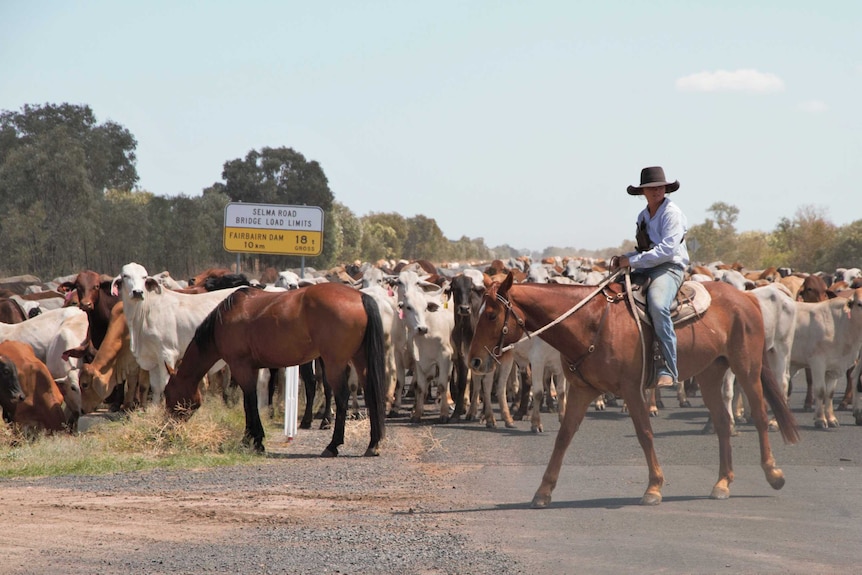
[0,401,264,478]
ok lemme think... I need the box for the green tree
[331,201,363,264]
[215,146,335,269]
[0,103,138,276]
[769,205,836,272]
[403,215,447,260]
[687,202,739,264]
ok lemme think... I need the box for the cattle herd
[2,256,862,448]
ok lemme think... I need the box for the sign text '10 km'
[223,203,325,256]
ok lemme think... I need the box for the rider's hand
[610,256,629,272]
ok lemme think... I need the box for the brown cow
[59,270,120,350]
[0,354,25,422]
[74,302,148,413]
[0,341,67,432]
[188,267,233,287]
[0,298,28,324]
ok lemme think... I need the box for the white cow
[112,262,240,404]
[723,283,797,431]
[789,287,862,429]
[360,283,408,415]
[396,270,455,423]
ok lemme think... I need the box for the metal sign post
[283,365,299,440]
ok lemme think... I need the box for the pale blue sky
[2,1,860,252]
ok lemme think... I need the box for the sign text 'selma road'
[223,203,324,256]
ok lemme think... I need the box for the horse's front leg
[619,386,664,505]
[531,384,599,509]
[241,386,265,453]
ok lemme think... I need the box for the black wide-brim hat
[627,166,680,196]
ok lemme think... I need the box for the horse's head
[164,364,202,419]
[467,272,525,374]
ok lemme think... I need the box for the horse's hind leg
[322,367,350,457]
[734,364,786,491]
[531,384,600,509]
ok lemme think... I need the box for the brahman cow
[112,262,241,404]
[395,270,455,423]
[789,288,862,429]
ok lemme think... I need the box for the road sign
[224,203,324,256]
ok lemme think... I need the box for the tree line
[0,103,859,281]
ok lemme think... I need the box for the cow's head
[113,262,158,300]
[0,355,24,416]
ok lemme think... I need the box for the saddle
[608,277,711,326]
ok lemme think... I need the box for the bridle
[482,269,624,364]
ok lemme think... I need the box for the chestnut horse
[468,272,799,508]
[164,283,386,456]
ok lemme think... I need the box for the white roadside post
[284,365,299,440]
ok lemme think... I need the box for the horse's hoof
[485,419,496,429]
[320,448,337,457]
[513,414,524,421]
[710,486,730,500]
[767,421,779,432]
[855,412,862,426]
[649,410,658,418]
[387,410,399,418]
[363,447,380,457]
[299,421,312,430]
[679,400,691,408]
[530,494,551,509]
[837,402,850,411]
[803,405,814,413]
[766,469,785,490]
[814,419,828,429]
[505,421,516,429]
[828,419,840,428]
[656,400,665,409]
[530,424,543,433]
[641,492,662,506]
[319,419,332,430]
[439,416,450,424]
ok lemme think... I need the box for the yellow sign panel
[223,203,324,256]
[224,228,323,256]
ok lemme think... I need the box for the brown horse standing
[164,283,386,456]
[468,273,799,508]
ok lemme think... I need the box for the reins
[492,269,624,356]
[488,267,650,401]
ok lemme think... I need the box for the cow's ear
[110,276,121,297]
[145,277,162,294]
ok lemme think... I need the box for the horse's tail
[760,347,800,445]
[361,292,387,441]
[194,287,250,353]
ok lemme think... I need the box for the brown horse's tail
[361,292,387,441]
[760,347,801,444]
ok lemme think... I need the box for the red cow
[0,341,67,432]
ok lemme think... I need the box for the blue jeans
[637,263,685,381]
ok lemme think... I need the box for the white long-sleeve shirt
[626,198,690,269]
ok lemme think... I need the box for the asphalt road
[405,383,862,575]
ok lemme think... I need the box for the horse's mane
[193,287,252,352]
